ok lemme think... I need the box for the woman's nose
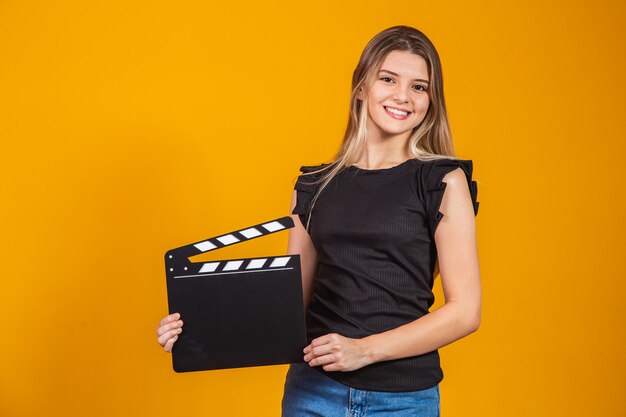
[392,84,409,103]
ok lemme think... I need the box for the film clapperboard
[164,216,307,373]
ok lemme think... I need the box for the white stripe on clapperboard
[173,256,294,279]
[192,221,287,253]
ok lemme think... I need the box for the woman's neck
[353,136,412,170]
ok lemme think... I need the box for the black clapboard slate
[164,216,307,372]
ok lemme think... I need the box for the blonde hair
[300,25,463,232]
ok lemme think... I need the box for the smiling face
[360,50,431,144]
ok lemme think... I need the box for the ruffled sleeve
[292,164,328,228]
[421,158,480,239]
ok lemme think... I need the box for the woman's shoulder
[298,162,332,175]
[295,163,334,187]
[418,156,474,170]
[418,156,479,216]
[417,157,474,185]
[292,163,333,224]
[293,163,331,193]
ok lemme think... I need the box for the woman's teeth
[385,106,410,116]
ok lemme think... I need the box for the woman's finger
[309,352,335,367]
[163,335,178,352]
[156,319,183,337]
[158,313,180,328]
[310,333,338,347]
[305,343,334,361]
[158,328,183,347]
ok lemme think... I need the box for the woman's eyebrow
[379,69,429,84]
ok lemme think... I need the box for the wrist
[360,334,387,365]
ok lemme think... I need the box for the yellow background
[1,1,624,416]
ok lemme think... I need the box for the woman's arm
[303,167,481,371]
[287,189,319,312]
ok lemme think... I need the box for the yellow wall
[1,1,624,416]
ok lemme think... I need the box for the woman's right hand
[156,312,184,352]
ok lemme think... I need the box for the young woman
[157,25,481,417]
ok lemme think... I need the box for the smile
[384,106,411,119]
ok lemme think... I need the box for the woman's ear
[356,87,365,100]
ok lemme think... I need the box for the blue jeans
[281,363,440,417]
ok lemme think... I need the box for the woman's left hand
[303,333,372,372]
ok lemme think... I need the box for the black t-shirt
[291,157,479,392]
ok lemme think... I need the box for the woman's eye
[380,77,394,83]
[413,85,427,92]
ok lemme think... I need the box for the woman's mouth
[384,106,411,119]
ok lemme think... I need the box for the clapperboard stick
[165,216,296,280]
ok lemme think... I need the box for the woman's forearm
[361,300,481,365]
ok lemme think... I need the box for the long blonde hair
[301,25,462,232]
